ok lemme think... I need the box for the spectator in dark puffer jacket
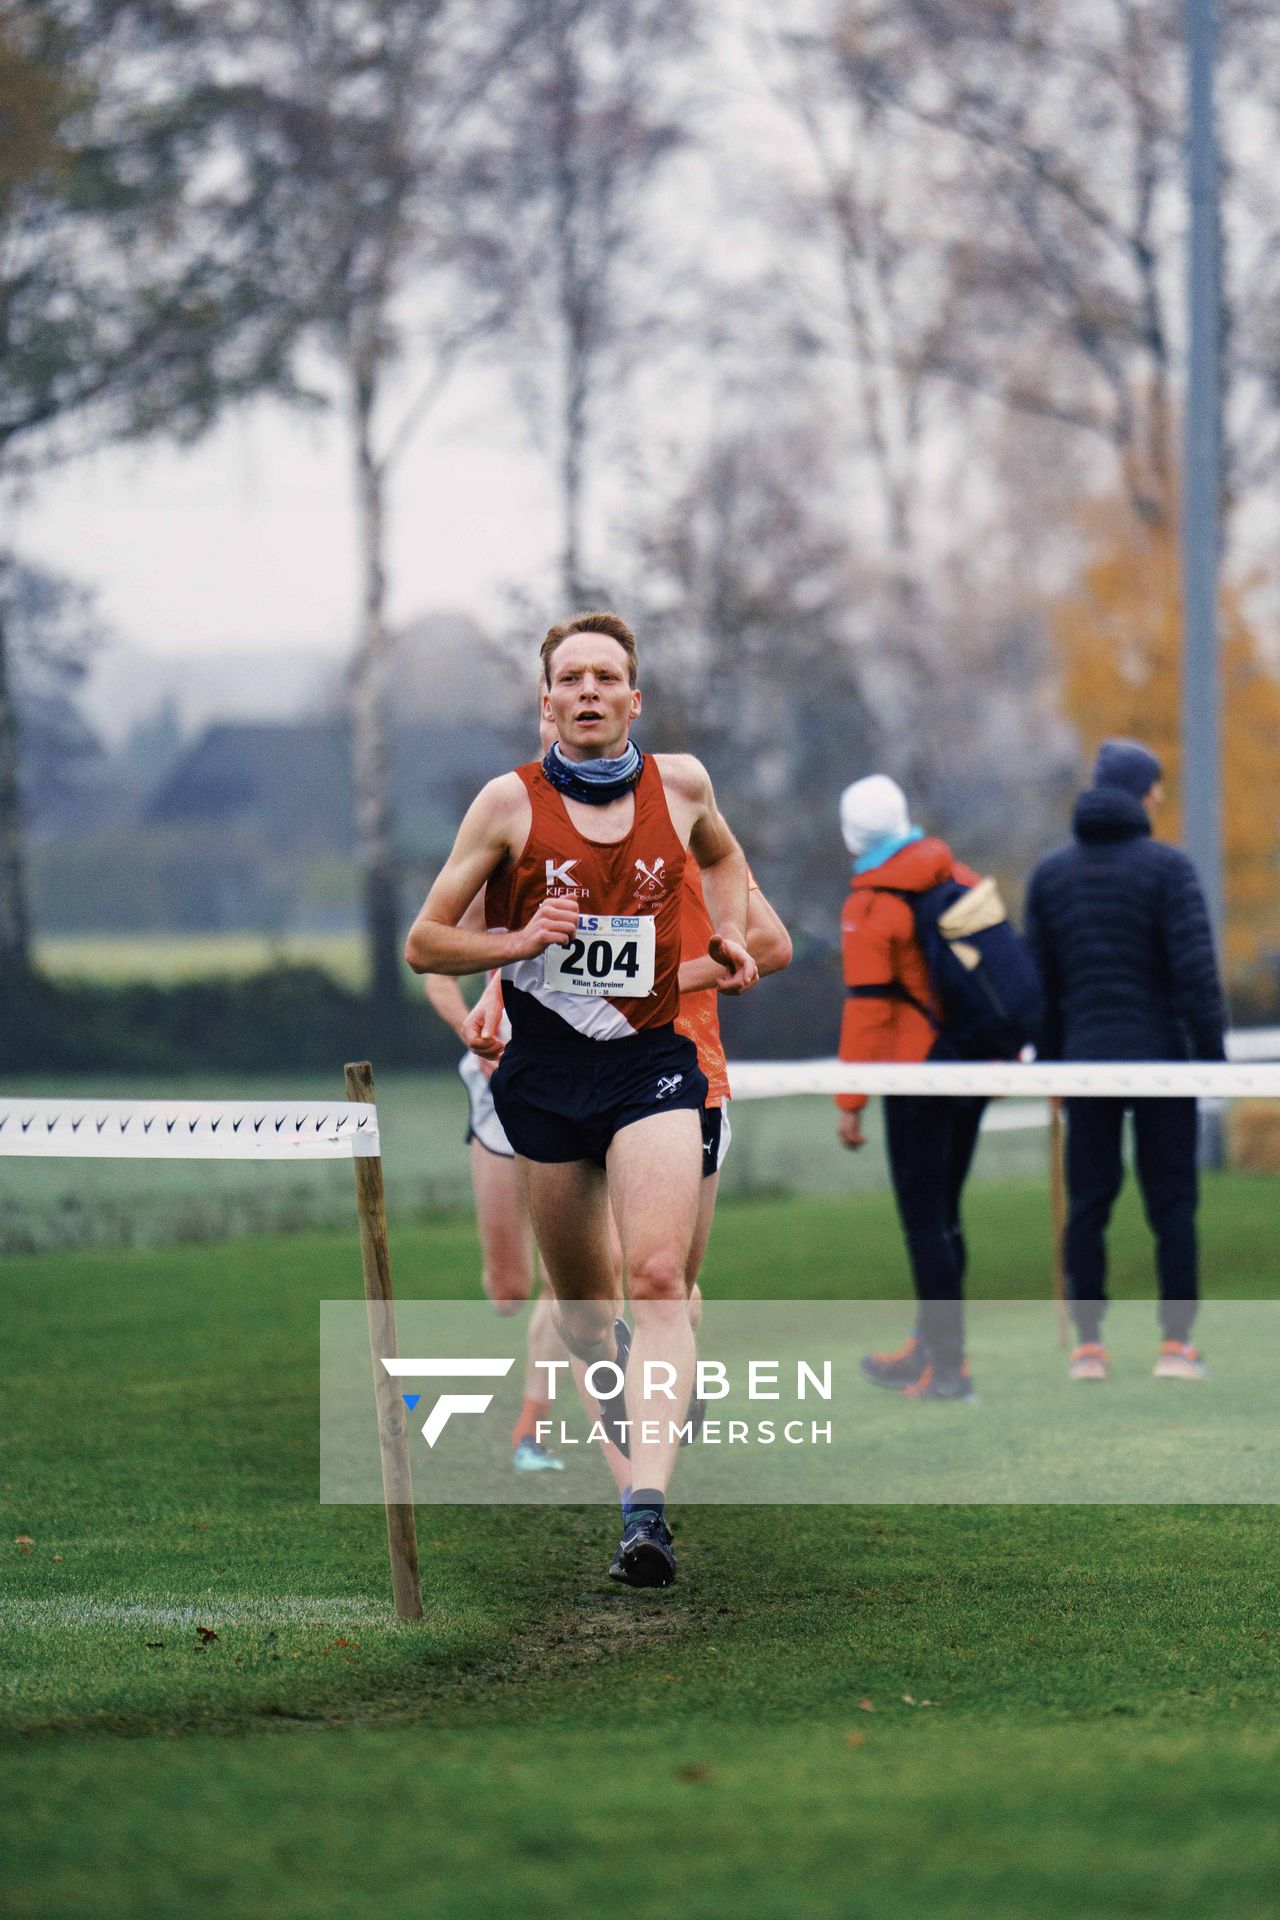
[1024,739,1226,1382]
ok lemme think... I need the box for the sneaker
[1069,1342,1108,1382]
[1154,1341,1209,1380]
[595,1318,632,1459]
[901,1360,976,1403]
[861,1333,928,1390]
[512,1437,565,1473]
[608,1508,677,1588]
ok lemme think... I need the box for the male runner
[464,847,793,1485]
[405,611,760,1587]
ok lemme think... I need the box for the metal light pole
[1183,0,1225,1166]
[1182,0,1223,947]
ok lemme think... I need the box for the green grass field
[34,931,372,988]
[2,1174,1279,1917]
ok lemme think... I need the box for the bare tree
[0,1,296,975]
[637,416,882,935]
[766,1,1280,529]
[493,0,697,607]
[214,0,529,1008]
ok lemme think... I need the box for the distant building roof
[146,717,523,853]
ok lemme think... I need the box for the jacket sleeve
[1022,866,1063,1061]
[837,894,905,1113]
[1161,855,1227,1061]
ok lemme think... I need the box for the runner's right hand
[510,896,581,959]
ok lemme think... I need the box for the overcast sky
[14,364,561,663]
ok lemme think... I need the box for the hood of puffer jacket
[1072,785,1152,845]
[848,835,958,895]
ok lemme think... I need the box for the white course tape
[1225,1025,1280,1062]
[0,1099,380,1159]
[726,1059,1280,1101]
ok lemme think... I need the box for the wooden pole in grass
[1049,1098,1069,1348]
[345,1059,423,1621]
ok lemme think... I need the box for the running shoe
[595,1317,632,1459]
[901,1360,976,1403]
[608,1509,677,1588]
[512,1437,565,1473]
[1068,1342,1108,1382]
[861,1333,928,1390]
[1154,1341,1209,1380]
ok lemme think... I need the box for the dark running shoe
[861,1333,928,1390]
[596,1317,632,1459]
[608,1509,677,1588]
[901,1361,977,1403]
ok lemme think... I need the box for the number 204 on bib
[543,914,656,998]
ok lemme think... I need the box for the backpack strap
[852,882,942,1029]
[844,981,938,1028]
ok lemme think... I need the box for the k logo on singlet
[545,857,579,890]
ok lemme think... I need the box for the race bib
[543,914,656,998]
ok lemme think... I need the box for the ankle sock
[625,1488,666,1525]
[511,1398,550,1450]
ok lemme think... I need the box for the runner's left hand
[462,980,506,1063]
[708,933,759,995]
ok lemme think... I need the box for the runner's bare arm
[422,892,487,1036]
[662,755,758,994]
[404,779,579,975]
[678,882,793,992]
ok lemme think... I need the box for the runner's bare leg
[518,1159,631,1487]
[685,1169,719,1332]
[607,1109,702,1495]
[525,1289,566,1398]
[517,1156,618,1356]
[470,1140,535,1315]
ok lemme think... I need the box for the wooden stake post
[345,1060,424,1621]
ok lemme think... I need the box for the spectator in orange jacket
[836,775,986,1402]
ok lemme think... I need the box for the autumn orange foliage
[1054,497,1280,980]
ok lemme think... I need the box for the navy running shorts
[699,1102,732,1179]
[490,1023,708,1169]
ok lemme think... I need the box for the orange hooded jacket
[837,837,978,1113]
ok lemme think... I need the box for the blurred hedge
[0,965,459,1074]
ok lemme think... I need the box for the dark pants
[1064,1097,1199,1344]
[882,1095,987,1369]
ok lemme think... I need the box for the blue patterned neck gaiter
[541,740,644,805]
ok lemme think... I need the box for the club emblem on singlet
[634,855,667,897]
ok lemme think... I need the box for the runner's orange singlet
[675,866,731,1108]
[487,757,687,1042]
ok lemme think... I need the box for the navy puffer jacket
[1024,787,1226,1062]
